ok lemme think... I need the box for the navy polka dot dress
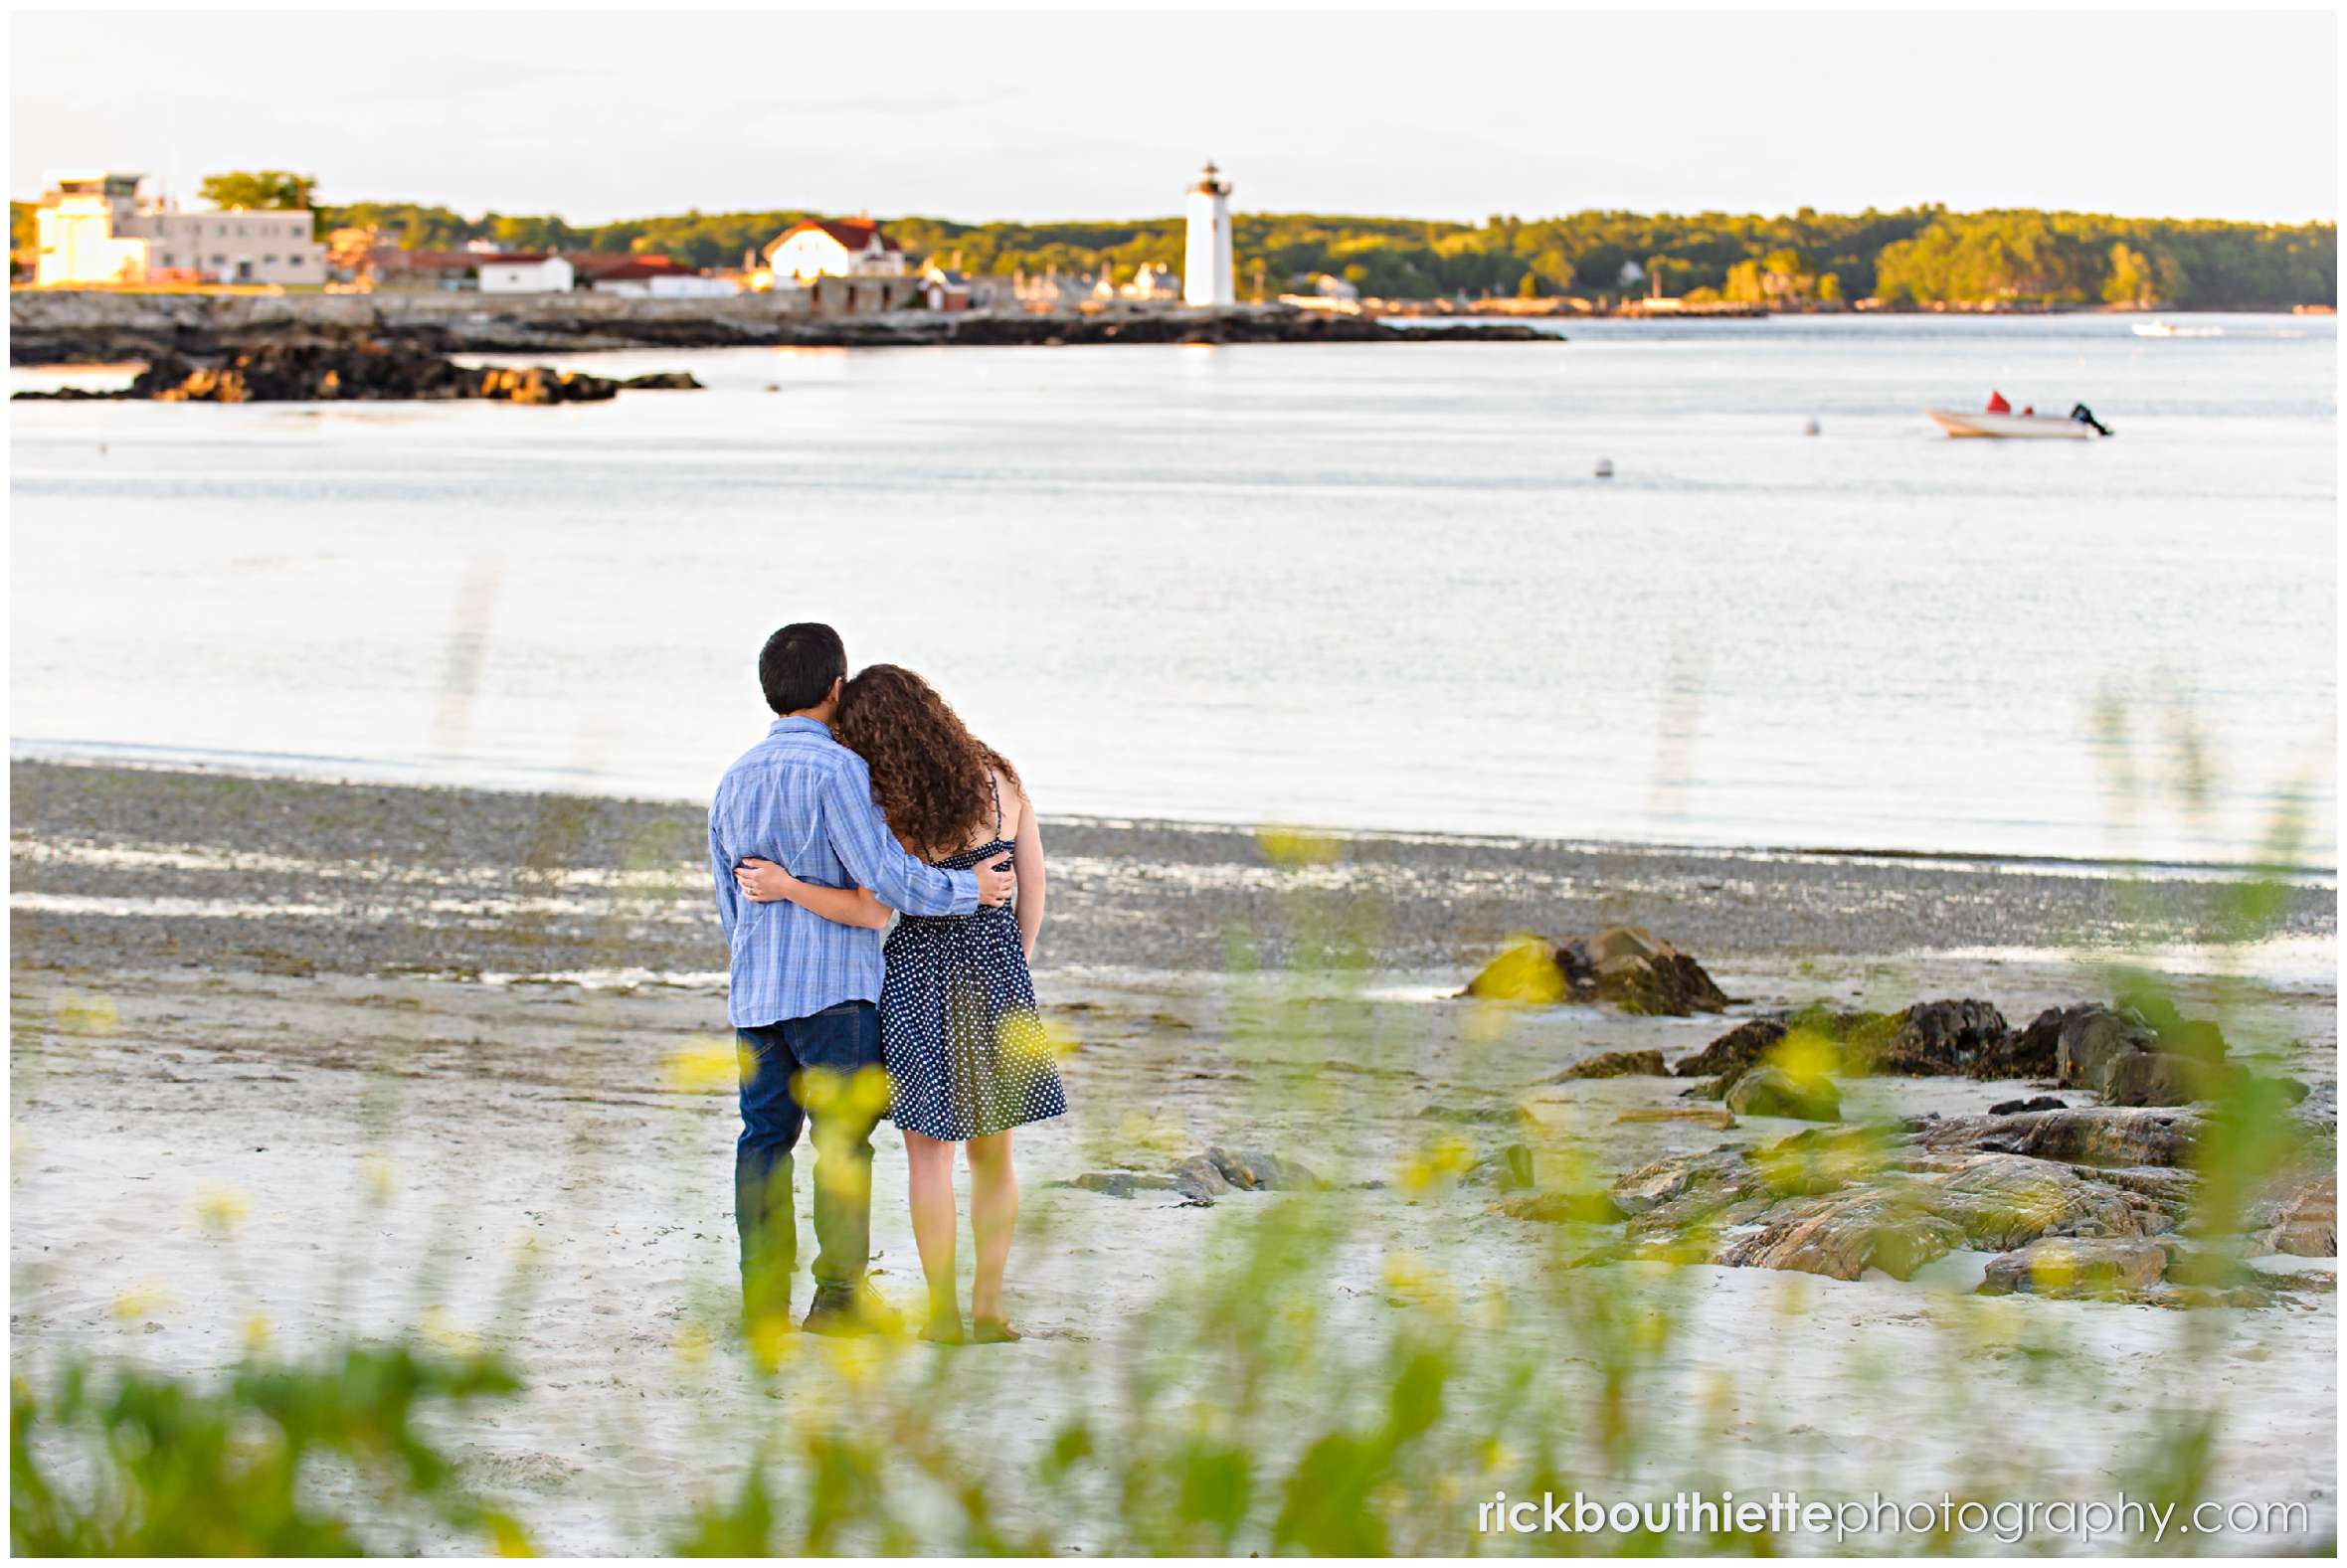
[881,778,1068,1142]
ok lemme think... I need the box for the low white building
[477,255,576,294]
[762,218,908,282]
[586,260,739,298]
[33,171,328,286]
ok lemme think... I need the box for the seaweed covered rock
[1974,1005,2078,1079]
[1844,999,2011,1076]
[1723,1065,1841,1122]
[1550,1049,1668,1082]
[1496,1189,1626,1225]
[1463,928,1726,1016]
[1672,1018,1787,1079]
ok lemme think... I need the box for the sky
[10,9,2339,226]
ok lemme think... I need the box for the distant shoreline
[5,290,1552,365]
[11,289,2331,367]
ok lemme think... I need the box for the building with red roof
[763,217,907,283]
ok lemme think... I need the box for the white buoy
[1803,417,1821,436]
[1594,456,1614,479]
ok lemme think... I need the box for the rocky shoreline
[1442,930,2339,1310]
[7,289,1554,365]
[10,340,706,405]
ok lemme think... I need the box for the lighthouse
[1183,160,1234,307]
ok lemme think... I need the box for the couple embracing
[709,622,1064,1346]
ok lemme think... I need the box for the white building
[762,218,908,283]
[1182,161,1234,307]
[585,260,739,298]
[32,171,327,287]
[477,255,576,294]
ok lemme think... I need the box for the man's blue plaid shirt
[709,716,979,1027]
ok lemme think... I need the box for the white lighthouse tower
[1183,160,1234,307]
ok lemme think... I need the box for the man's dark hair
[759,622,847,716]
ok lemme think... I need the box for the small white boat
[1927,409,2103,439]
[2132,319,2223,338]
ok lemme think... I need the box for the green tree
[2103,243,2154,307]
[198,170,316,212]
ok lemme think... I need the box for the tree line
[13,175,2336,309]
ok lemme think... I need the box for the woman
[733,664,1061,1345]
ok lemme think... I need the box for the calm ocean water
[10,314,2337,867]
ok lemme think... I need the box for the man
[709,622,1012,1338]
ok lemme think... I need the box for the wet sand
[8,761,2337,1552]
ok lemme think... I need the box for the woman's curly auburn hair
[835,664,1020,861]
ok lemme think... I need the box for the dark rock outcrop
[1463,928,1726,1016]
[2056,1006,2161,1093]
[1974,1005,2076,1078]
[1550,1048,1667,1082]
[1988,1095,2068,1116]
[1845,999,2011,1076]
[11,340,677,406]
[1672,1019,1787,1079]
[2050,1001,2235,1106]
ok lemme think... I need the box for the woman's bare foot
[920,1310,967,1346]
[972,1315,1021,1344]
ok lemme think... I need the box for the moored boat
[1927,408,2105,439]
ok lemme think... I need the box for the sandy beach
[9,760,2338,1553]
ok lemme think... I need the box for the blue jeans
[735,1000,883,1316]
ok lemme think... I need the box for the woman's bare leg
[902,1128,962,1338]
[967,1131,1018,1330]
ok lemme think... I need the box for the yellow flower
[57,990,119,1036]
[663,1037,742,1093]
[747,1310,795,1374]
[111,1278,171,1320]
[1259,826,1341,866]
[193,1182,250,1234]
[419,1305,479,1355]
[358,1153,396,1205]
[244,1312,271,1353]
[485,1512,537,1557]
